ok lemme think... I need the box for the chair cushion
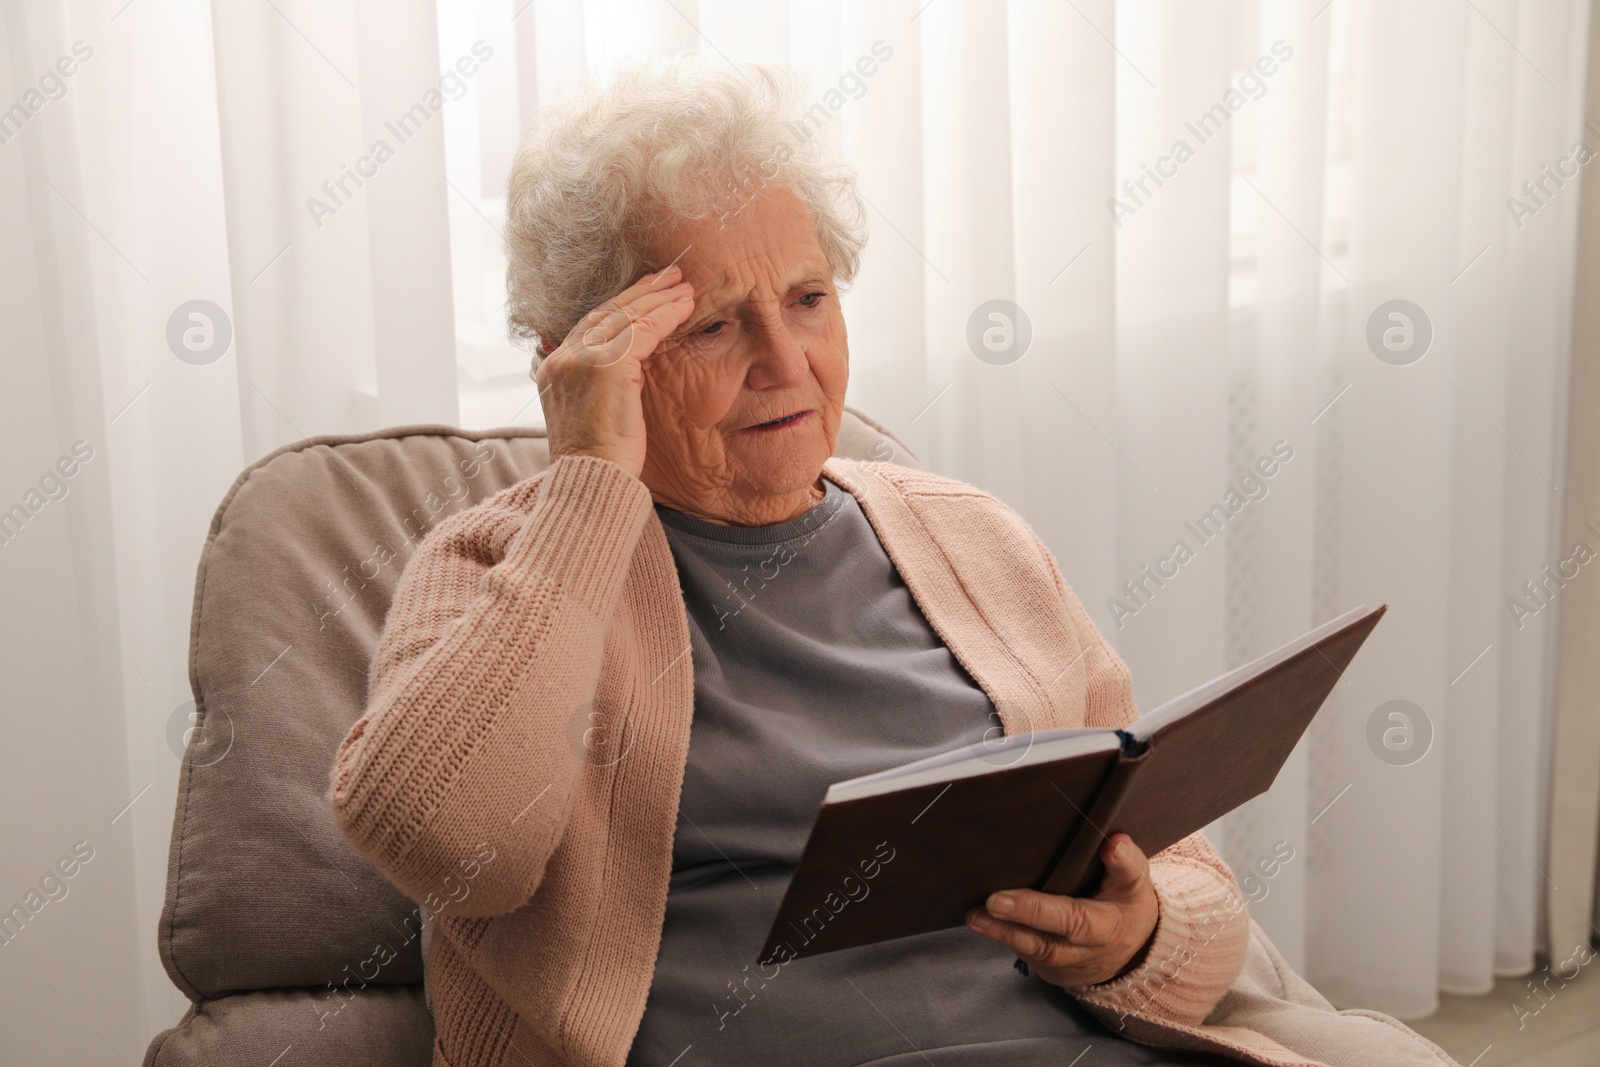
[157,411,920,1000]
[141,985,433,1066]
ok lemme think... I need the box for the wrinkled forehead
[685,255,835,313]
[646,187,832,306]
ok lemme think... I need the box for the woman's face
[638,186,848,526]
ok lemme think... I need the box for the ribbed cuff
[1070,862,1250,1027]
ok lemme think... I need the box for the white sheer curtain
[0,0,1585,1058]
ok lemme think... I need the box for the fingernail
[988,892,1015,916]
[661,264,681,278]
[967,911,991,930]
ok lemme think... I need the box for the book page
[824,727,1120,803]
[1130,604,1369,740]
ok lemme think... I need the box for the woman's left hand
[965,832,1159,988]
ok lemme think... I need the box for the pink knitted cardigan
[331,454,1308,1067]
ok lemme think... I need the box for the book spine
[1036,737,1152,897]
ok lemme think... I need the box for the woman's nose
[745,316,809,390]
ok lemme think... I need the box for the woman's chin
[726,430,832,500]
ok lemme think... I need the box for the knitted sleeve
[329,455,654,918]
[1040,539,1251,1028]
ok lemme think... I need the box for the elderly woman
[332,60,1256,1067]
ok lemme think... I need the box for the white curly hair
[503,55,869,362]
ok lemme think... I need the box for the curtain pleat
[1008,0,1120,615]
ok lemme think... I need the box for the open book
[760,603,1387,964]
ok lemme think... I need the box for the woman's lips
[742,409,814,433]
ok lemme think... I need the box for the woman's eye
[797,291,827,308]
[700,320,726,335]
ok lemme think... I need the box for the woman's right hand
[537,264,696,480]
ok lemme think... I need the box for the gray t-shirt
[627,478,1224,1066]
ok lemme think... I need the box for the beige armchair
[142,411,919,1065]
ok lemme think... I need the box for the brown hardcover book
[759,603,1387,964]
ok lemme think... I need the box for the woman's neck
[648,477,826,527]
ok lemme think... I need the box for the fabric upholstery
[145,412,918,1059]
[142,985,434,1066]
